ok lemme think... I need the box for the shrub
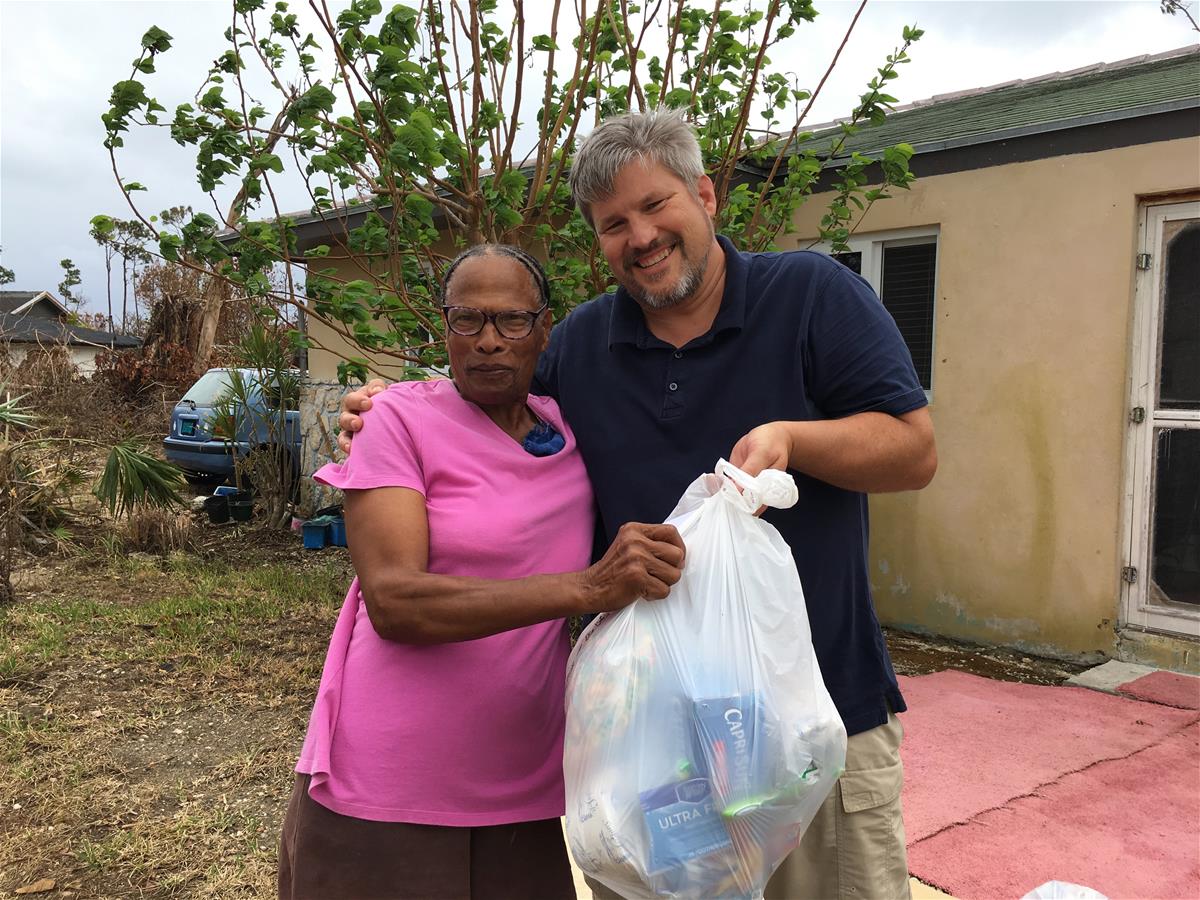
[93,342,195,402]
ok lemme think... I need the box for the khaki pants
[765,711,909,900]
[587,713,909,900]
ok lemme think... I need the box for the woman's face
[443,254,549,409]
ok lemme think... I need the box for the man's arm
[729,407,936,492]
[345,486,686,644]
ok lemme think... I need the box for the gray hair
[569,109,704,226]
[442,244,550,309]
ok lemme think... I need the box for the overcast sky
[0,0,1196,322]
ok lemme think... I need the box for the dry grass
[125,509,196,555]
[0,534,353,898]
[1,344,175,444]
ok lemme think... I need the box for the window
[822,227,939,393]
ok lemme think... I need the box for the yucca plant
[0,391,36,429]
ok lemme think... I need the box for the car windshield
[181,369,299,409]
[182,370,243,406]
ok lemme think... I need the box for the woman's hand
[348,489,686,643]
[337,378,390,455]
[578,523,686,613]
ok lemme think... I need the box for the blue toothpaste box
[638,775,732,873]
[692,694,765,807]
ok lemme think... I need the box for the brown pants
[587,713,910,900]
[279,775,577,900]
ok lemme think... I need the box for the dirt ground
[1,524,1089,899]
[0,527,352,898]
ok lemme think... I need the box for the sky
[0,0,1196,323]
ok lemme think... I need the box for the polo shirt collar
[607,234,748,349]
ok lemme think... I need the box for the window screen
[880,243,936,390]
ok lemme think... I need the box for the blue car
[163,367,301,488]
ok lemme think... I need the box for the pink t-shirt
[299,380,594,825]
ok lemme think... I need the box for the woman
[279,245,685,900]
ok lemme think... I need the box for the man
[339,109,936,899]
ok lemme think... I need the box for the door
[1123,201,1200,638]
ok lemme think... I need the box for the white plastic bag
[1022,883,1108,900]
[563,460,847,900]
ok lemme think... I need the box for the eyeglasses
[442,304,548,340]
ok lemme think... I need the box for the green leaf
[200,85,226,110]
[93,442,185,518]
[140,25,173,53]
[89,215,116,238]
[158,232,183,262]
[250,152,285,174]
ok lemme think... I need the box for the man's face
[589,160,718,310]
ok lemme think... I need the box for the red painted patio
[900,669,1200,899]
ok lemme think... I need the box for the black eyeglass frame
[441,303,549,339]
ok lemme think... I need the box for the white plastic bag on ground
[563,460,847,900]
[1022,882,1108,900]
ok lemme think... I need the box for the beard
[620,222,713,310]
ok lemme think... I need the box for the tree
[0,247,13,286]
[57,258,83,311]
[100,0,922,381]
[91,216,157,332]
[111,218,156,330]
[1161,0,1200,32]
[89,222,120,330]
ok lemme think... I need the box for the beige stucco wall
[303,256,412,382]
[304,240,459,383]
[788,137,1200,660]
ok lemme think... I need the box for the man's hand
[578,523,686,613]
[729,422,793,478]
[337,378,390,455]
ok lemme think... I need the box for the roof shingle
[799,45,1200,160]
[0,313,142,349]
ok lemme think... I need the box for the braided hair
[441,244,550,310]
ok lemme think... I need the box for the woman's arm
[345,487,685,644]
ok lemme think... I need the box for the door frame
[1121,199,1200,637]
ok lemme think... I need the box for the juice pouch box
[692,694,764,807]
[638,775,732,873]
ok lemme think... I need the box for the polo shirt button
[674,351,683,359]
[668,382,678,391]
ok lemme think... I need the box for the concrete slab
[910,877,956,898]
[1117,669,1200,709]
[1065,659,1156,693]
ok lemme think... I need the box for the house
[783,45,1199,671]
[286,46,1199,671]
[0,290,142,375]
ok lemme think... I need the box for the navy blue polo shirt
[534,235,927,736]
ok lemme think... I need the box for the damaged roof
[0,313,142,349]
